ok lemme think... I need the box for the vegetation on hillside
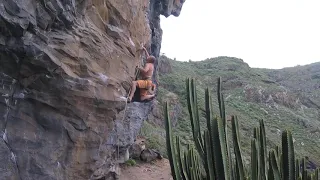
[141,56,320,166]
[142,55,320,166]
[164,77,320,180]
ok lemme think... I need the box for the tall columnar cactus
[251,138,258,180]
[281,130,295,180]
[164,102,182,180]
[270,149,281,180]
[231,116,246,180]
[260,120,268,180]
[164,77,319,180]
[296,159,301,180]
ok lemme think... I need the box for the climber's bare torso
[139,63,154,79]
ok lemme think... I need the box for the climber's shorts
[137,79,153,89]
[137,80,156,97]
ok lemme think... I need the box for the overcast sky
[160,0,320,69]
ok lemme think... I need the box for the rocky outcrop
[243,84,302,109]
[0,0,185,179]
[129,136,146,159]
[128,136,162,162]
[158,55,173,74]
[148,0,185,86]
[140,149,162,162]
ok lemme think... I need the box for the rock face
[0,0,185,179]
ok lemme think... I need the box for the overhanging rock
[0,0,186,179]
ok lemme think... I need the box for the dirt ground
[119,159,173,180]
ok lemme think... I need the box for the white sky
[160,0,320,69]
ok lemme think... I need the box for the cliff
[0,0,185,179]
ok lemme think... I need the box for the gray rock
[0,0,186,179]
[106,24,124,40]
[0,139,19,180]
[140,149,162,162]
[130,143,143,159]
[129,137,146,159]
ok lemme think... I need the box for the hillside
[151,55,320,165]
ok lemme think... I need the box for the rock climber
[127,46,156,103]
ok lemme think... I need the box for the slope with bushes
[164,77,319,180]
[156,55,320,165]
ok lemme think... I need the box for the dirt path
[120,159,173,180]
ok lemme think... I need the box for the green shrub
[125,159,136,166]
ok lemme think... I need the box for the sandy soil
[119,159,173,180]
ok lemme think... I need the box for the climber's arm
[142,47,149,57]
[138,63,150,74]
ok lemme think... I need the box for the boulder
[140,149,162,162]
[129,136,146,159]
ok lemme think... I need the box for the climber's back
[140,56,156,80]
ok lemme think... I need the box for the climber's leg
[127,81,138,102]
[140,94,155,101]
[139,82,156,102]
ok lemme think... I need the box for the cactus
[186,79,205,160]
[251,139,258,180]
[164,102,182,180]
[231,116,246,180]
[270,150,281,180]
[259,119,268,180]
[164,77,319,180]
[282,130,295,180]
[296,159,301,180]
